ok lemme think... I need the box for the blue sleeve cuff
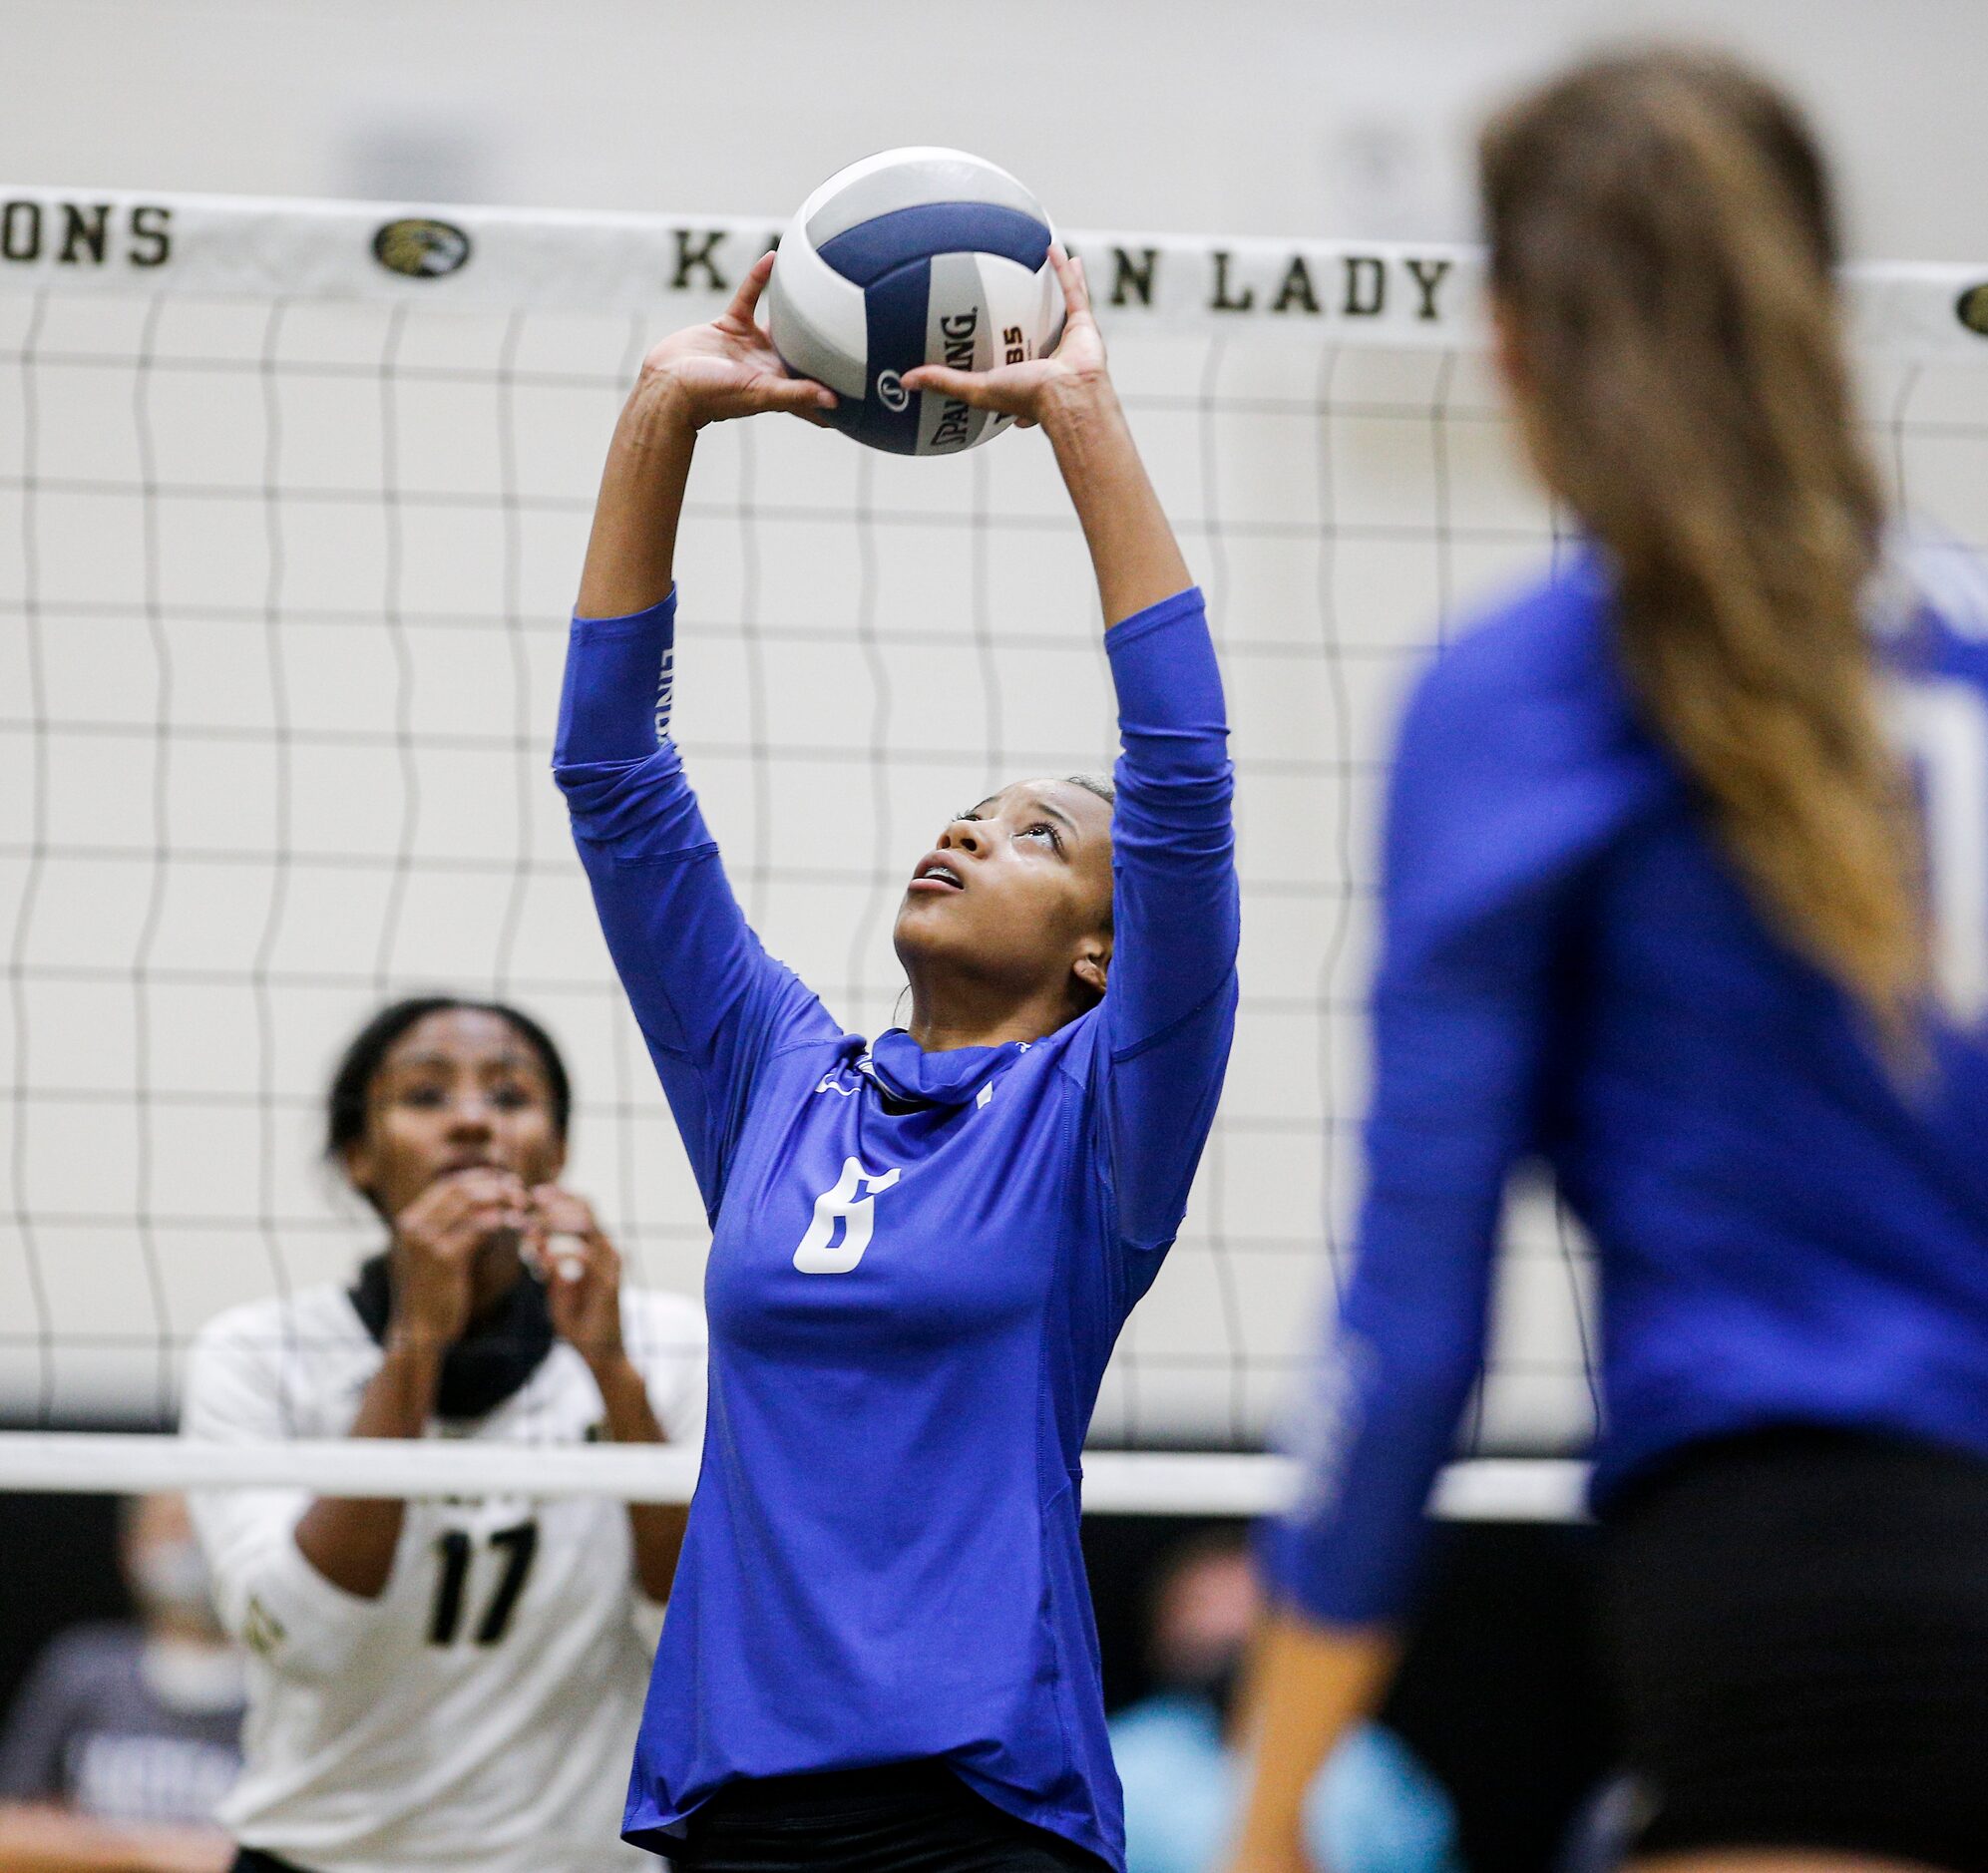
[1103,583,1207,656]
[573,585,677,634]
[1103,586,1227,766]
[555,587,677,768]
[1253,1511,1417,1630]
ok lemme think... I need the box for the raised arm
[1108,600,1239,1242]
[913,252,1238,1246]
[578,252,834,617]
[905,248,1187,630]
[557,259,841,1213]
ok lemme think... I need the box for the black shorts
[661,1762,1108,1873]
[1602,1425,1988,1871]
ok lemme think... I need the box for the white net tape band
[0,1433,1586,1521]
[1,187,1984,356]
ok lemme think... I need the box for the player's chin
[892,893,973,958]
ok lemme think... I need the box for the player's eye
[398,1082,447,1109]
[1019,822,1063,853]
[488,1081,536,1111]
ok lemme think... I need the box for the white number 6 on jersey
[793,1157,901,1274]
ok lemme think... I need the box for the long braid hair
[1480,48,1924,1038]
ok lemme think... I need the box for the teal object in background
[1110,1694,1462,1873]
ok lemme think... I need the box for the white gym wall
[0,0,1980,260]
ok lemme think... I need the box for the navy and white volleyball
[766,148,1065,456]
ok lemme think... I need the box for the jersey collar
[861,1027,1026,1110]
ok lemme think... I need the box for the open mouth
[908,860,966,894]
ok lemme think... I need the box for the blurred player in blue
[556,247,1236,1872]
[1232,47,1988,1873]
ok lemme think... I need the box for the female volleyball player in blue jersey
[1229,48,1988,1873]
[555,246,1237,1873]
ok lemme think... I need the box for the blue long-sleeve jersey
[555,585,1237,1869]
[1263,548,1988,1628]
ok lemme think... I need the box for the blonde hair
[1481,49,1923,1039]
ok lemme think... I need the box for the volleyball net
[2,189,1984,1514]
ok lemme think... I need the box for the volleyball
[765,147,1065,456]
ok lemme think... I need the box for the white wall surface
[0,0,1982,259]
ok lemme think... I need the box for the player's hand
[388,1168,531,1353]
[638,252,838,428]
[900,246,1108,430]
[530,1186,626,1371]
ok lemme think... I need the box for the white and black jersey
[182,1279,705,1873]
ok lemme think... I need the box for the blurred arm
[623,1298,708,1607]
[1228,1619,1401,1872]
[288,1337,442,1598]
[0,1808,231,1873]
[592,1356,687,1603]
[182,1318,387,1683]
[1232,628,1610,1863]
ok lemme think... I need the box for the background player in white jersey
[182,997,706,1873]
